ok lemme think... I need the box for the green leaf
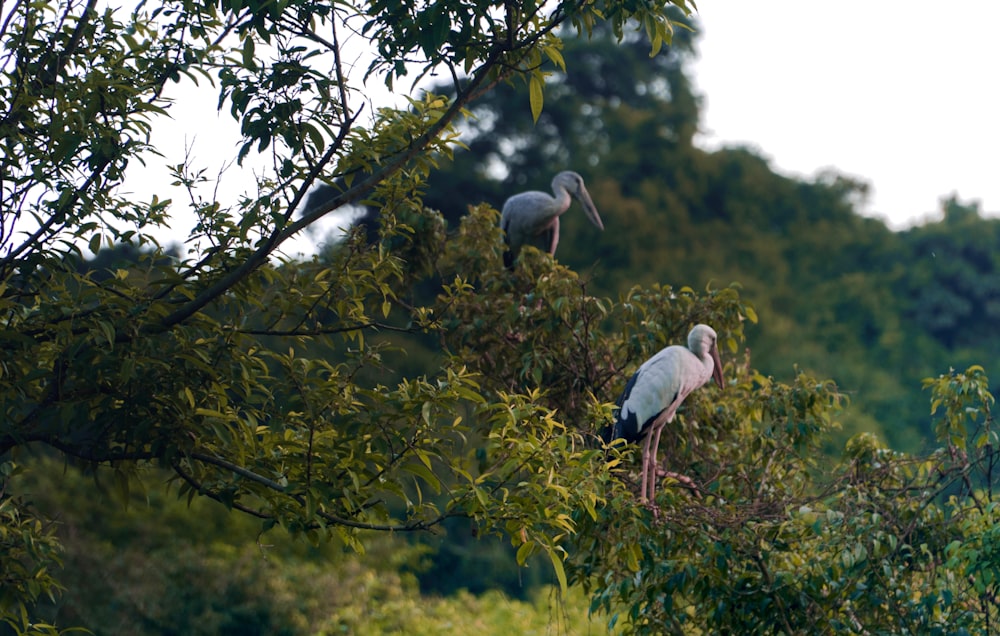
[402,460,442,494]
[516,540,534,566]
[96,320,115,347]
[625,544,640,572]
[546,546,568,594]
[649,30,663,57]
[528,74,544,123]
[241,37,257,70]
[543,45,565,71]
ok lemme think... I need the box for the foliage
[0,472,66,636]
[896,197,1000,351]
[0,0,698,631]
[565,364,1000,635]
[11,456,604,635]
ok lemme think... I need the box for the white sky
[692,1,1000,229]
[127,1,1000,254]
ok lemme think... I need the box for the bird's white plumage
[618,333,717,436]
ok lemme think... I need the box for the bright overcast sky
[128,0,1000,255]
[692,1,1000,229]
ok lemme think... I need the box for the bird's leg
[547,216,560,255]
[648,423,665,503]
[642,410,673,504]
[639,429,654,504]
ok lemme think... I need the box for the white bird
[603,324,725,504]
[500,171,604,268]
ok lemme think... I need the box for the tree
[0,0,703,631]
[8,1,1000,635]
[897,196,1000,350]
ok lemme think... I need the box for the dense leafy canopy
[4,0,1000,634]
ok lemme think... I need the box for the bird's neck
[552,189,572,215]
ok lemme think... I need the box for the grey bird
[500,171,604,268]
[603,324,725,504]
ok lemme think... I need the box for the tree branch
[151,29,521,333]
[235,320,420,337]
[185,451,461,532]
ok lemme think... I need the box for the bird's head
[689,324,725,389]
[554,171,604,231]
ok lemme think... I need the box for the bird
[499,171,604,268]
[602,324,725,505]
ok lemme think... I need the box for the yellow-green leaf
[529,75,544,123]
[547,546,568,594]
[516,540,534,566]
[544,45,565,71]
[626,544,640,572]
[649,32,663,57]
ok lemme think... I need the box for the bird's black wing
[603,371,642,444]
[503,247,514,269]
[501,216,514,269]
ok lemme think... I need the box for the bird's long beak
[711,344,724,389]
[575,186,604,231]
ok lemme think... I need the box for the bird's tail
[600,423,615,445]
[601,384,633,446]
